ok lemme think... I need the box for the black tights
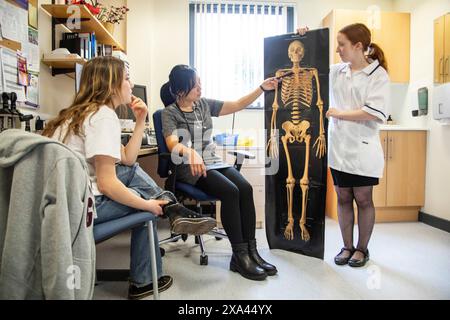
[335,186,375,251]
[196,167,256,244]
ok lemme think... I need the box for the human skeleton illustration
[267,40,326,241]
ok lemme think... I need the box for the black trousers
[196,167,256,244]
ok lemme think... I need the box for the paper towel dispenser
[433,83,450,120]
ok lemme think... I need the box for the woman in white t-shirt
[42,56,215,299]
[298,24,390,267]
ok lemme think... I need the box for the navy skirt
[330,168,379,188]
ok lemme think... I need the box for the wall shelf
[42,57,87,69]
[41,4,125,52]
[0,39,22,51]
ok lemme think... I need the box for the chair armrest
[159,152,172,159]
[227,150,255,171]
[227,150,255,159]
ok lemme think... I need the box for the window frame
[189,2,296,109]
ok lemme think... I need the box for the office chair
[94,213,160,300]
[152,109,254,265]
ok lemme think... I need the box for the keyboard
[141,144,157,149]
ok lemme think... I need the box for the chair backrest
[153,109,171,178]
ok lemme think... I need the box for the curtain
[193,1,293,108]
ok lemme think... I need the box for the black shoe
[230,243,267,281]
[163,203,216,236]
[348,249,370,268]
[128,275,173,300]
[334,247,355,266]
[248,239,277,276]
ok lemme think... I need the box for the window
[190,2,295,109]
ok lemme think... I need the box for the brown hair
[42,56,125,142]
[339,23,388,72]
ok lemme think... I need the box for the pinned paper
[0,47,26,101]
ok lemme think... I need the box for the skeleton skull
[288,40,305,63]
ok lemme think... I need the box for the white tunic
[328,59,390,178]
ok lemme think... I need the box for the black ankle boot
[230,243,267,281]
[248,239,278,276]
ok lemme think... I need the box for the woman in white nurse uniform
[298,23,390,267]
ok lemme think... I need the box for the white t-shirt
[52,105,122,196]
[328,59,390,178]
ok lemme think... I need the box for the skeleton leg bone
[281,132,296,241]
[299,134,311,241]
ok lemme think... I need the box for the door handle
[438,57,444,82]
[389,137,394,160]
[444,57,450,82]
[383,137,388,161]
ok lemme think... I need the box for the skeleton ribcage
[280,71,314,125]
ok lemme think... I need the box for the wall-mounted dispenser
[418,87,428,115]
[433,83,450,124]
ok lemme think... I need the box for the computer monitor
[116,84,149,122]
[75,63,83,93]
[132,85,148,105]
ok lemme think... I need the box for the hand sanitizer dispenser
[433,83,450,123]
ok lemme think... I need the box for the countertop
[379,125,428,131]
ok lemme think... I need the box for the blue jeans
[95,163,177,286]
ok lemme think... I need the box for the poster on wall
[28,0,37,29]
[25,71,38,108]
[0,0,28,44]
[264,29,329,259]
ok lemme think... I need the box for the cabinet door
[445,14,450,83]
[373,131,387,207]
[434,15,445,83]
[372,12,410,83]
[324,10,370,64]
[323,10,410,83]
[386,131,426,206]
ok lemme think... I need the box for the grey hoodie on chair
[0,130,96,300]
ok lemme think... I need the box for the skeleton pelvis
[282,120,310,143]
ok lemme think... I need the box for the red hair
[339,23,388,72]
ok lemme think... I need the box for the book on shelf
[61,32,99,60]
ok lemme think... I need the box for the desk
[138,146,158,157]
[136,146,165,188]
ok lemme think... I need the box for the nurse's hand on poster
[296,26,309,35]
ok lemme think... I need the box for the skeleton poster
[264,29,329,259]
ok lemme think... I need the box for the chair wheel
[215,237,223,241]
[181,234,188,241]
[200,255,208,265]
[160,247,165,257]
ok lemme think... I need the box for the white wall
[393,0,450,221]
[126,0,153,103]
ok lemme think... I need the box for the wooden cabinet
[372,131,388,206]
[322,9,410,83]
[214,146,266,229]
[434,13,450,83]
[326,130,427,222]
[384,131,427,207]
